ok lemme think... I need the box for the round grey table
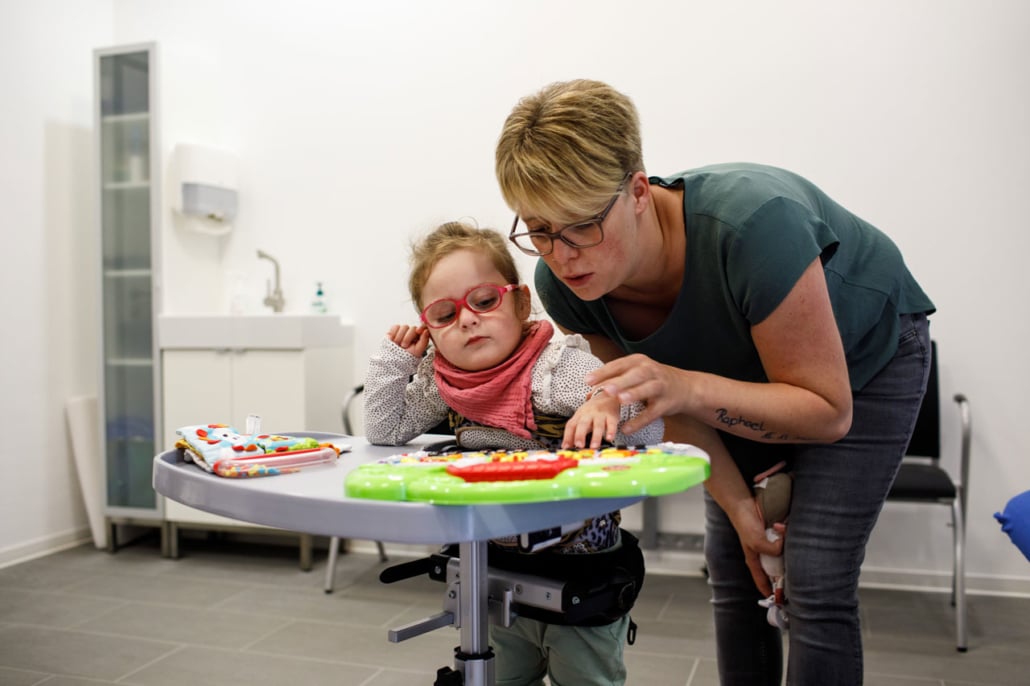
[153,434,645,685]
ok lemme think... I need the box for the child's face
[421,248,526,372]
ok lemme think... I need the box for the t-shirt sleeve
[726,196,839,325]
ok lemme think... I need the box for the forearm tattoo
[715,408,814,442]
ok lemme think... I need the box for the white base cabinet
[159,315,353,562]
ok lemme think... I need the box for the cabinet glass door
[97,47,158,512]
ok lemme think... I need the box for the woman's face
[421,249,527,372]
[522,185,637,302]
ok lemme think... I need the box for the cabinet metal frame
[94,42,164,546]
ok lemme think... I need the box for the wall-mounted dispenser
[170,143,239,235]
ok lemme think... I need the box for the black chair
[886,341,971,651]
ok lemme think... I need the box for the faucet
[257,249,285,313]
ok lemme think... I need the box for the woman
[494,79,935,685]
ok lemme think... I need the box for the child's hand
[387,324,430,358]
[562,391,621,449]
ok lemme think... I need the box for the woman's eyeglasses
[419,283,519,329]
[508,173,632,257]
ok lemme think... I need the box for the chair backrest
[905,340,940,459]
[342,383,455,437]
[342,384,365,436]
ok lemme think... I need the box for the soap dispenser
[311,282,327,314]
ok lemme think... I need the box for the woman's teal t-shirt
[535,162,935,392]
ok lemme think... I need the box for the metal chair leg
[299,533,313,572]
[325,537,389,593]
[324,536,341,594]
[952,498,968,651]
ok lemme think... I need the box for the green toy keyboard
[344,443,710,505]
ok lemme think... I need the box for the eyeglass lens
[511,220,604,255]
[423,285,507,328]
[509,173,630,256]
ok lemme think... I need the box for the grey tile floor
[0,534,1027,686]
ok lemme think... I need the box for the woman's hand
[726,496,785,598]
[387,324,430,358]
[690,423,787,598]
[562,392,621,449]
[585,353,687,435]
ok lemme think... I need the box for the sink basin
[158,314,353,349]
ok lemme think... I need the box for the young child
[364,220,663,686]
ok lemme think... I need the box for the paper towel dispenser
[171,144,239,228]
[181,182,237,222]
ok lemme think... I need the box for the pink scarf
[433,320,554,439]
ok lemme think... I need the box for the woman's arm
[586,259,853,443]
[559,326,780,593]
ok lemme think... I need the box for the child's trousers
[490,614,630,686]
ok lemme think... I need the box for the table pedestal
[451,540,494,685]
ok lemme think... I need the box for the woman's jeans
[704,313,931,686]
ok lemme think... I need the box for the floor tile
[248,618,458,672]
[622,652,694,685]
[125,645,379,686]
[159,535,323,586]
[1,542,1028,686]
[72,602,293,648]
[364,668,451,685]
[31,677,123,686]
[0,624,177,681]
[215,583,421,625]
[0,665,51,686]
[862,675,945,686]
[685,657,721,686]
[0,588,123,628]
[64,569,248,608]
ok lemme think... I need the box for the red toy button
[446,457,578,482]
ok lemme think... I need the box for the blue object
[995,490,1030,563]
[106,415,154,440]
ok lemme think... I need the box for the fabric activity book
[175,417,344,477]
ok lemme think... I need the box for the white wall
[0,0,113,564]
[3,1,1029,591]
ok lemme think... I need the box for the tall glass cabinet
[95,43,163,549]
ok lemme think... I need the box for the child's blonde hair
[408,220,524,312]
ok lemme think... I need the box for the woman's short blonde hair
[495,79,644,223]
[408,220,523,312]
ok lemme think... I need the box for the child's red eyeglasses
[419,283,519,329]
